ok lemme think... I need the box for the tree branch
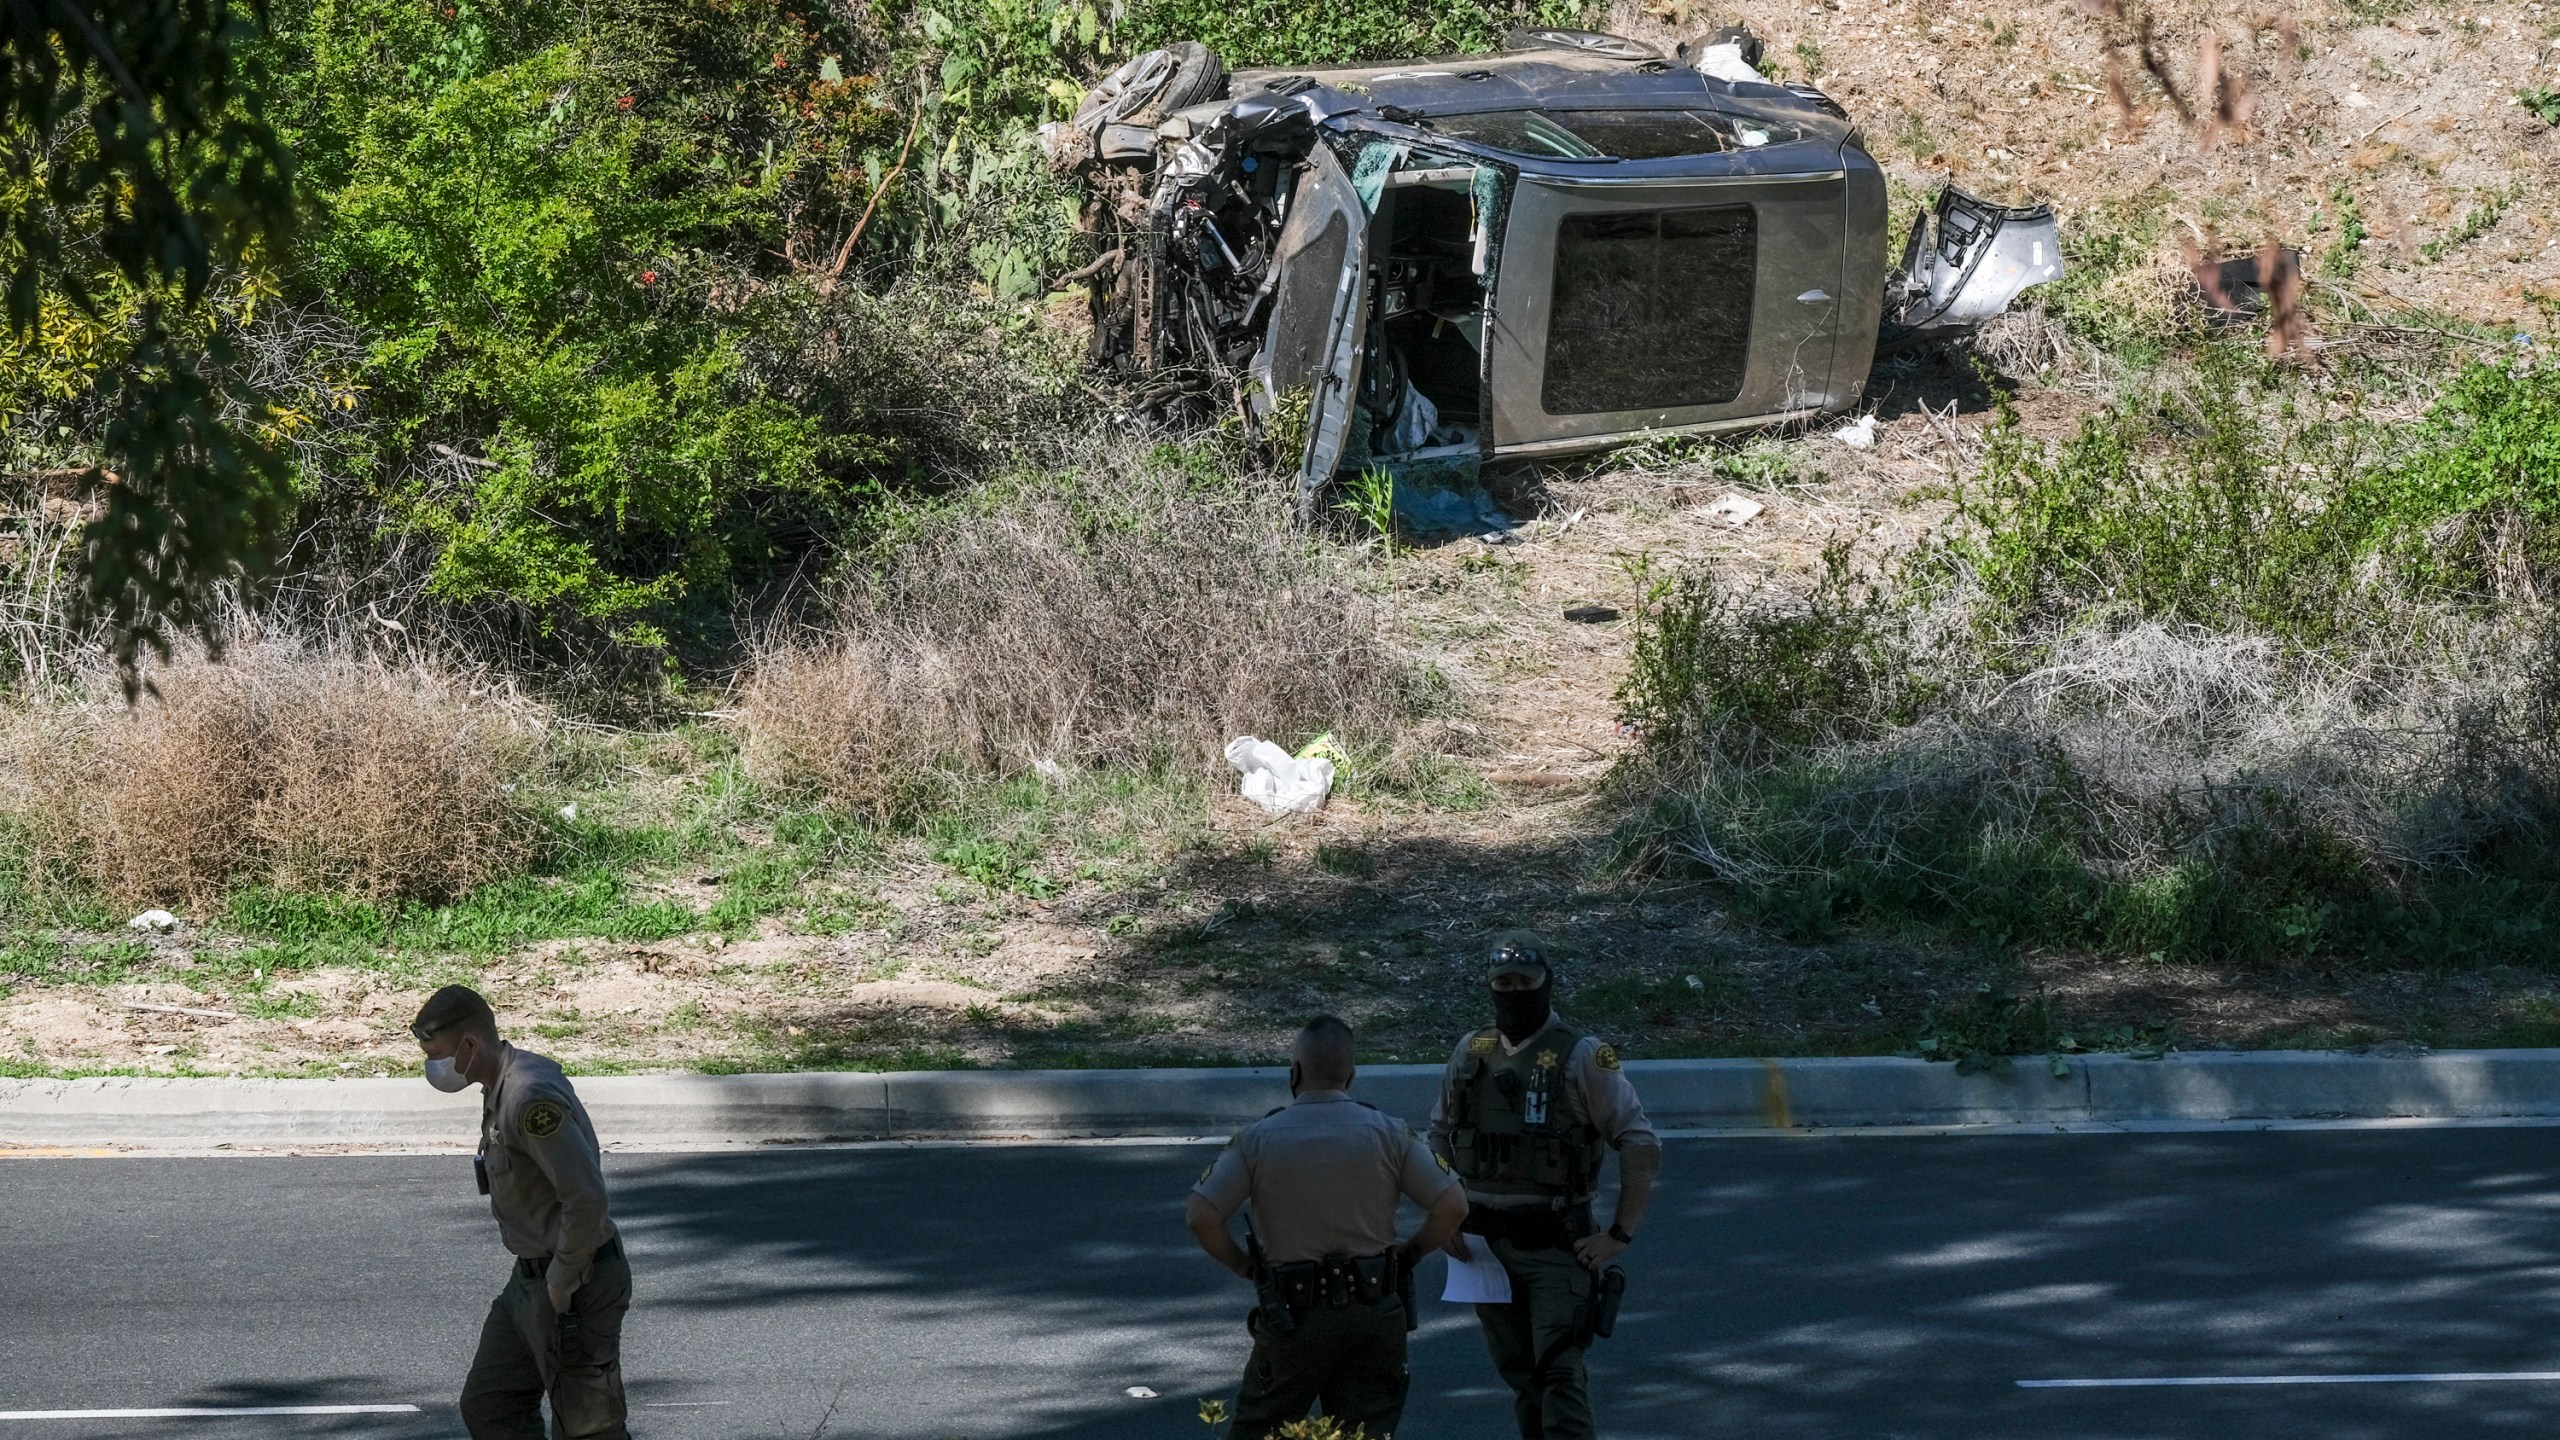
[820,74,925,298]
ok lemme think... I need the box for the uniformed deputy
[1430,933,1659,1440]
[412,984,633,1440]
[1187,1015,1471,1440]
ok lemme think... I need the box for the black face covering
[1491,974,1552,1043]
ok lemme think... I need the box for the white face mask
[424,1054,471,1093]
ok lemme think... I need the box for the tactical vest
[1445,1023,1604,1197]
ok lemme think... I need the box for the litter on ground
[1225,735,1335,815]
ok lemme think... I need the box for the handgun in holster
[1581,1264,1628,1345]
[1394,1246,1418,1333]
[1243,1212,1296,1337]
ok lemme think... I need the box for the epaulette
[1264,1104,1289,1117]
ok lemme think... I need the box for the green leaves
[3,0,298,675]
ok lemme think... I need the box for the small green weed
[2320,183,2368,280]
[2521,86,2560,126]
[934,838,1061,898]
[1914,982,2060,1073]
[2421,186,2515,262]
[1313,843,1376,878]
[1338,466,1398,553]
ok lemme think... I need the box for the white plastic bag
[1688,41,1767,84]
[1831,414,1879,451]
[1225,735,1336,815]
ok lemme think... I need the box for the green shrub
[2365,359,2560,593]
[1948,350,2381,643]
[1616,354,2560,969]
[1124,0,1591,68]
[1617,543,1919,767]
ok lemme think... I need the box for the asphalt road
[8,1128,2560,1438]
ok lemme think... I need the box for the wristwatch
[1607,1222,1635,1245]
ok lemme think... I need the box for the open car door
[1249,142,1370,514]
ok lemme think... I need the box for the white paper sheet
[1441,1246,1514,1305]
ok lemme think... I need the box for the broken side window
[1542,205,1757,415]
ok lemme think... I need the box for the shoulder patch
[1594,1043,1621,1071]
[1468,1033,1499,1056]
[521,1100,564,1139]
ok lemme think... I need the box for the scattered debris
[125,909,179,933]
[1225,735,1335,815]
[1125,1387,1159,1399]
[2187,240,2308,355]
[1562,604,1621,623]
[1708,493,1767,527]
[1828,415,1879,452]
[1393,481,1515,540]
[1489,769,1584,787]
[120,1001,241,1021]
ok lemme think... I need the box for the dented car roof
[1207,49,1856,178]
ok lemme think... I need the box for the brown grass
[1,649,539,906]
[740,461,1407,815]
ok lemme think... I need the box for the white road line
[0,1406,421,1421]
[2021,1372,2560,1389]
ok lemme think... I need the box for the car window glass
[1415,111,1603,159]
[1416,109,1798,160]
[1542,204,1757,415]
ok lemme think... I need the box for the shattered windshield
[1413,108,1797,160]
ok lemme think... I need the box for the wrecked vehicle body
[1048,29,2063,505]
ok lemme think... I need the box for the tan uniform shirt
[1427,1015,1656,1207]
[480,1043,617,1265]
[1194,1090,1460,1265]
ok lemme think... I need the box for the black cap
[411,984,495,1043]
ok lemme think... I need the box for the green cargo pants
[1476,1238,1596,1440]
[1228,1293,1411,1440]
[459,1243,632,1440]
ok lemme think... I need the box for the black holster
[1395,1247,1418,1333]
[1583,1264,1627,1344]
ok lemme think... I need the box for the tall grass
[740,447,1407,816]
[1616,352,2560,964]
[0,644,540,906]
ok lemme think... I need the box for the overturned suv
[1046,28,2064,506]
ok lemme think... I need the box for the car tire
[1145,40,1226,121]
[1071,41,1227,133]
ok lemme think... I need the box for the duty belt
[1462,1202,1593,1252]
[516,1235,622,1280]
[1267,1250,1399,1316]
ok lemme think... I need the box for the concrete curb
[11,1049,2560,1149]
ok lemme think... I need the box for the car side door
[1249,141,1371,513]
